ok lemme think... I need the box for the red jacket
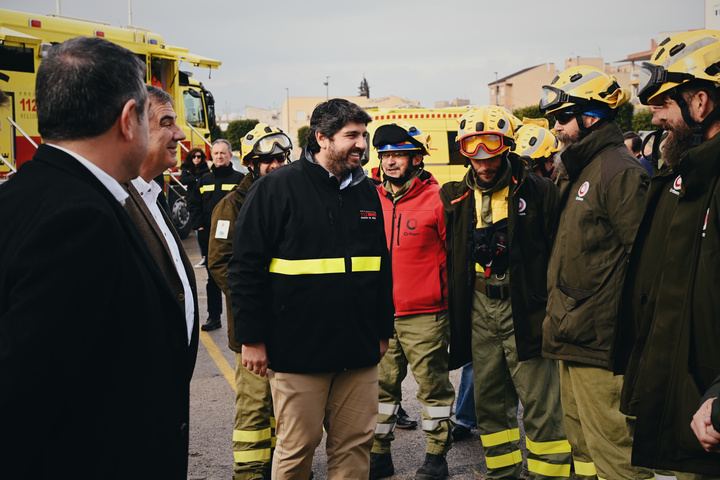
[377,171,447,317]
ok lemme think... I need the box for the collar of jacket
[676,129,720,199]
[301,146,368,188]
[464,153,525,194]
[560,122,624,180]
[380,169,438,203]
[211,164,236,177]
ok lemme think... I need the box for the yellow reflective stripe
[491,186,510,224]
[221,184,235,191]
[485,449,522,469]
[199,184,215,193]
[269,257,382,275]
[573,460,597,476]
[525,436,572,455]
[233,427,272,443]
[351,256,381,272]
[480,428,520,447]
[269,258,345,275]
[527,458,571,478]
[233,448,271,463]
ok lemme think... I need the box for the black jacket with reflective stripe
[188,164,244,229]
[227,151,394,373]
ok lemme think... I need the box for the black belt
[475,277,510,300]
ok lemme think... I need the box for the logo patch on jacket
[360,210,377,220]
[670,175,682,196]
[575,182,589,201]
[518,198,527,216]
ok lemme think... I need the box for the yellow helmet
[241,123,292,166]
[372,120,431,157]
[457,106,517,160]
[512,124,560,168]
[539,65,630,115]
[638,29,720,105]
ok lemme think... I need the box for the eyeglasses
[378,151,412,160]
[192,154,203,159]
[459,133,507,157]
[257,151,290,164]
[554,111,576,126]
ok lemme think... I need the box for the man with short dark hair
[0,37,191,478]
[228,98,394,480]
[189,137,244,331]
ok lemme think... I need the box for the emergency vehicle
[0,8,221,237]
[364,106,472,185]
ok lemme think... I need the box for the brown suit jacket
[123,181,200,376]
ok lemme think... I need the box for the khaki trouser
[372,311,455,456]
[472,286,571,479]
[268,366,378,480]
[559,361,654,480]
[233,353,274,480]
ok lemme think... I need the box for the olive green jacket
[618,132,720,474]
[440,155,559,370]
[543,122,650,368]
[208,173,255,352]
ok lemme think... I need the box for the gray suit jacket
[123,182,200,375]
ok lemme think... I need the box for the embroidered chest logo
[405,218,419,236]
[703,208,709,238]
[359,210,377,220]
[575,182,590,201]
[670,175,682,196]
[518,198,527,216]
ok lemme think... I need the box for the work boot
[369,452,394,480]
[396,405,418,430]
[451,424,472,441]
[415,453,448,480]
[201,317,221,331]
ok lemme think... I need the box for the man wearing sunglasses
[368,122,454,480]
[616,30,720,476]
[539,66,652,480]
[440,105,570,480]
[208,123,291,480]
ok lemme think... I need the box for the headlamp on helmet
[457,106,516,160]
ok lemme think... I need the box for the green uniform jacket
[618,132,720,474]
[208,173,255,353]
[440,155,560,370]
[543,123,649,368]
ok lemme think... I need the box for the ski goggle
[637,62,695,105]
[459,132,508,157]
[539,85,589,113]
[253,133,293,156]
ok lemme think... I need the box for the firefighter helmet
[512,124,560,169]
[457,105,516,160]
[372,120,431,157]
[638,29,720,105]
[241,123,292,166]
[539,65,630,115]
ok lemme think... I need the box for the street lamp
[324,76,329,99]
[285,87,290,134]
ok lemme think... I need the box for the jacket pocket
[556,284,597,346]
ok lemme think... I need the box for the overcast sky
[2,0,705,115]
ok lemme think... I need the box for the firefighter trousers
[233,352,275,480]
[372,311,455,456]
[471,289,571,479]
[558,361,654,480]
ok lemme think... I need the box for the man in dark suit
[0,37,192,479]
[123,86,199,380]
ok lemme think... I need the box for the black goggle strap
[641,129,664,167]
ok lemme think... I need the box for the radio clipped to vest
[471,218,509,278]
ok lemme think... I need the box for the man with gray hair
[0,37,192,478]
[189,137,244,331]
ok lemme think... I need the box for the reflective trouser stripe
[574,460,597,476]
[485,449,523,469]
[480,427,520,447]
[527,458,571,478]
[375,422,395,435]
[199,183,236,194]
[378,403,399,416]
[233,427,272,443]
[233,448,272,463]
[269,256,382,275]
[525,436,572,455]
[421,405,453,431]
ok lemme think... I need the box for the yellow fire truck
[364,106,472,186]
[0,8,221,237]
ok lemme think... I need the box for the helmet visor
[255,133,292,155]
[637,61,695,105]
[460,133,506,157]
